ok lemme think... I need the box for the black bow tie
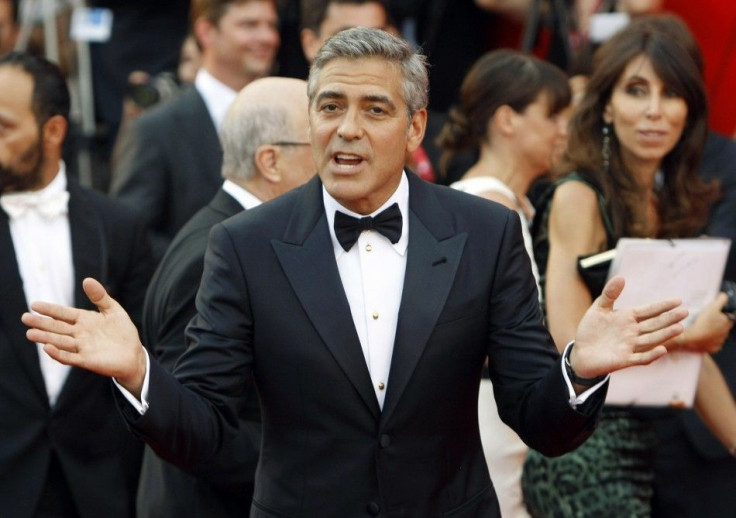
[334,203,402,251]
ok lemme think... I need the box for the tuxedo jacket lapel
[272,177,380,419]
[67,181,105,310]
[55,182,105,406]
[271,174,467,423]
[381,174,467,423]
[0,210,48,403]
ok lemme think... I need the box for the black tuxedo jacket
[120,173,604,517]
[110,86,223,262]
[0,179,152,517]
[137,188,260,517]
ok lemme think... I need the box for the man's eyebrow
[314,90,345,104]
[363,94,396,110]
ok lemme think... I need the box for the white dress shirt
[194,68,238,135]
[323,173,410,409]
[2,163,73,406]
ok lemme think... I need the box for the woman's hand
[670,293,733,354]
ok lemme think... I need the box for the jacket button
[380,434,391,448]
[366,501,380,515]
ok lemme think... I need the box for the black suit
[0,179,152,517]
[137,188,260,517]
[110,86,223,262]
[652,132,736,518]
[118,173,604,517]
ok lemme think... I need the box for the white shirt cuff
[112,348,151,415]
[561,341,609,408]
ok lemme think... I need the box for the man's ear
[300,28,321,63]
[406,108,427,154]
[193,17,216,50]
[254,145,282,183]
[42,115,67,148]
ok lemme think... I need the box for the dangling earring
[601,124,611,173]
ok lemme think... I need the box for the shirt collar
[194,68,238,135]
[323,171,409,257]
[222,179,262,210]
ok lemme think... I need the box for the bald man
[136,77,313,518]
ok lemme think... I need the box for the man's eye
[369,106,385,115]
[320,103,338,112]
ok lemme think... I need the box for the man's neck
[202,62,257,92]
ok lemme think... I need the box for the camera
[125,72,180,109]
[721,280,736,321]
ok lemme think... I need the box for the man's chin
[0,169,42,194]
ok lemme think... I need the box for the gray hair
[306,27,429,117]
[220,105,292,181]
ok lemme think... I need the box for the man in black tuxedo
[137,76,314,518]
[25,28,688,517]
[0,52,152,518]
[110,0,280,262]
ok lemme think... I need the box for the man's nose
[337,109,363,140]
[256,23,279,46]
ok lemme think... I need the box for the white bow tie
[0,190,70,220]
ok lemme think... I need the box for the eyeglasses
[271,141,311,147]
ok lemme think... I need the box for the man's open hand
[22,277,147,397]
[571,276,689,379]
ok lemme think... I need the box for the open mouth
[333,153,364,168]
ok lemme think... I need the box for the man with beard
[0,52,152,517]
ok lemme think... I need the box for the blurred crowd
[1,0,735,517]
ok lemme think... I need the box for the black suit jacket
[0,179,152,517]
[110,86,223,262]
[137,188,260,517]
[119,173,604,517]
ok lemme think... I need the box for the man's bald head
[221,77,313,198]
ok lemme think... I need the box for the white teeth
[335,153,361,160]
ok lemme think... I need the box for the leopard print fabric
[521,409,657,518]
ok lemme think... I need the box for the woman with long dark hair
[522,17,736,517]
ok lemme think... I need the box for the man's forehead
[0,66,34,107]
[314,57,401,90]
[321,2,387,34]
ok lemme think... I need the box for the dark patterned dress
[522,173,657,518]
